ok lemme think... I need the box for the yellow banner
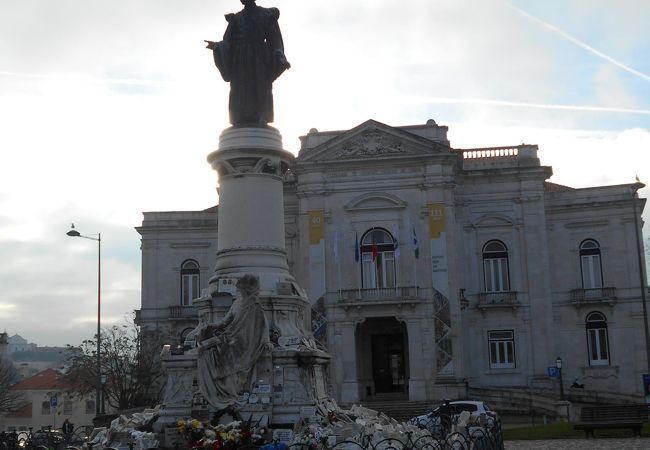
[308,210,325,245]
[428,203,445,238]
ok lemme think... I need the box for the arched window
[483,240,510,292]
[586,311,609,366]
[180,327,194,344]
[361,228,396,289]
[181,260,200,306]
[580,239,603,289]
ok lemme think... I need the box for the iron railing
[570,287,617,302]
[168,305,196,319]
[477,291,518,306]
[334,286,422,302]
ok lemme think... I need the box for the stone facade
[136,119,648,404]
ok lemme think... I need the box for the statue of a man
[196,275,270,408]
[205,0,290,126]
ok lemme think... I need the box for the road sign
[547,366,559,378]
[50,395,58,408]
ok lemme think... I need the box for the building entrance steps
[341,396,433,422]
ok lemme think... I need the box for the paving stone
[506,438,650,449]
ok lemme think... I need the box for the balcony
[168,305,196,319]
[570,287,617,305]
[328,286,424,308]
[460,144,539,170]
[478,291,519,311]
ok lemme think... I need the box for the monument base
[157,125,331,430]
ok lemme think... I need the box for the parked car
[409,400,500,435]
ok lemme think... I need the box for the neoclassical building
[136,119,648,403]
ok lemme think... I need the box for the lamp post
[556,356,564,400]
[631,182,650,378]
[100,373,107,415]
[66,223,102,416]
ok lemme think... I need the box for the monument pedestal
[199,126,330,426]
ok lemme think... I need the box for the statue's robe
[197,292,269,408]
[212,5,288,126]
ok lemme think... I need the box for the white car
[409,400,499,434]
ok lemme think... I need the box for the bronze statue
[205,0,290,126]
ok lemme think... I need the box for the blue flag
[412,226,419,259]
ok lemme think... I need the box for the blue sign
[50,396,58,408]
[548,367,559,378]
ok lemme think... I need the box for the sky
[0,0,649,347]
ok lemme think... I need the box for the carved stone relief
[333,129,405,159]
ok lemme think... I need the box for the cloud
[508,2,650,83]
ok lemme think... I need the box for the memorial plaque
[272,429,294,443]
[300,406,317,418]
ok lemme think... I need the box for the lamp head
[67,223,81,237]
[555,357,562,369]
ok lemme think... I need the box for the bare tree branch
[64,315,165,411]
[0,357,26,412]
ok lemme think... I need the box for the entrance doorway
[372,333,406,393]
[356,317,409,398]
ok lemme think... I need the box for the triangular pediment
[471,214,516,228]
[344,192,407,212]
[299,119,447,163]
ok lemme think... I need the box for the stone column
[405,319,427,401]
[202,126,330,425]
[207,127,294,291]
[339,322,360,403]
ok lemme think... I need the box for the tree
[65,318,165,411]
[0,357,25,413]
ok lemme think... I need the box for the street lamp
[66,223,102,416]
[631,182,650,379]
[555,356,564,400]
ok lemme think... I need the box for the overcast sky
[1,0,649,347]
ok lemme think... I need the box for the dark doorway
[371,333,406,393]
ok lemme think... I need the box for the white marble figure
[196,274,270,408]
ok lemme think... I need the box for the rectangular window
[85,400,95,415]
[63,397,73,415]
[383,252,396,288]
[581,254,603,289]
[488,330,515,369]
[484,258,509,292]
[362,253,376,289]
[182,273,199,306]
[588,327,609,365]
[41,401,51,415]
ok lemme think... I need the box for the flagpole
[412,224,419,293]
[337,251,342,297]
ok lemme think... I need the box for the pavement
[506,438,650,449]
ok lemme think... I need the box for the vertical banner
[428,203,453,376]
[309,210,325,245]
[428,203,445,238]
[308,210,326,304]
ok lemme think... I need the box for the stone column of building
[336,321,360,403]
[518,181,554,379]
[404,318,428,400]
